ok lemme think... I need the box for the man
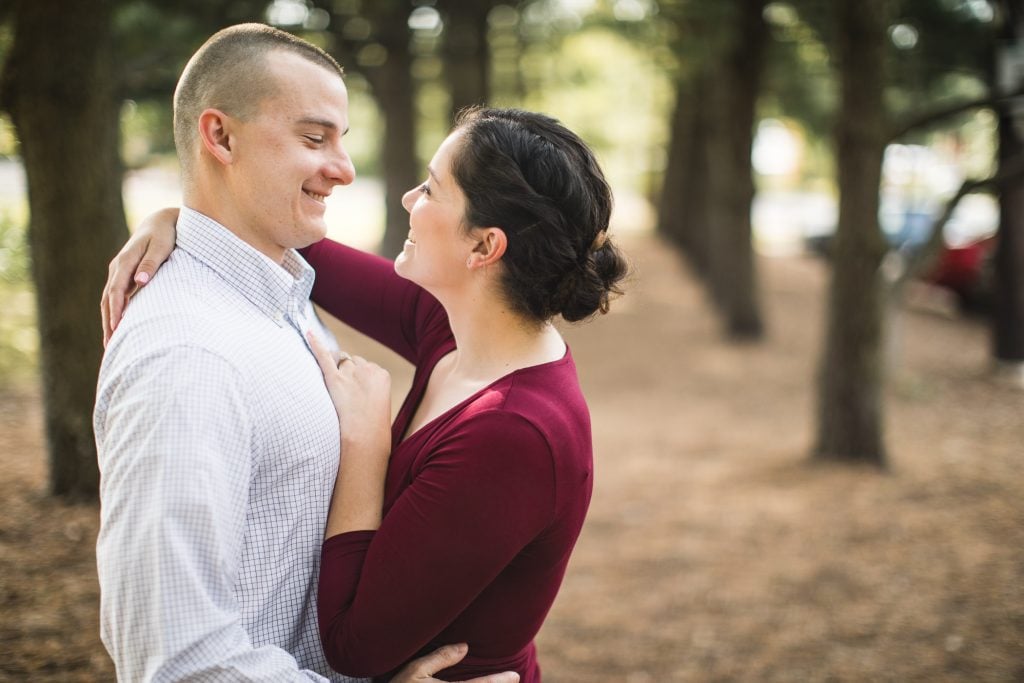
[95,24,514,683]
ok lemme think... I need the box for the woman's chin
[393,253,412,278]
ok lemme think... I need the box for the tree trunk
[0,0,129,498]
[682,73,715,277]
[706,0,766,339]
[993,108,1024,364]
[441,0,494,124]
[657,77,696,248]
[813,0,890,465]
[658,70,714,276]
[368,59,419,258]
[356,13,420,258]
[992,3,1024,367]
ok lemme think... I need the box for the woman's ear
[196,108,235,165]
[467,227,507,269]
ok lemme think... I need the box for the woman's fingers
[135,225,174,287]
[101,240,150,344]
[101,283,112,348]
[100,207,181,346]
[306,331,338,377]
[102,257,134,346]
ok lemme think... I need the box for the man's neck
[183,193,287,265]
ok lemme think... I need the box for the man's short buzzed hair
[173,23,344,180]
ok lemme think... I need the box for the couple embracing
[95,23,626,683]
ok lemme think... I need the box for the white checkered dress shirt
[95,208,362,682]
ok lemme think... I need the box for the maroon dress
[301,239,593,682]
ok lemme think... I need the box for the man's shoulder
[101,251,260,371]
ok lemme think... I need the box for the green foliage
[520,26,674,196]
[761,11,836,140]
[0,209,27,284]
[121,100,175,168]
[0,20,11,75]
[339,72,385,176]
[0,114,16,157]
[0,211,36,386]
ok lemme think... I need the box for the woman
[103,107,628,682]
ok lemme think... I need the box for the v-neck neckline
[396,342,571,447]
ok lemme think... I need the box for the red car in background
[927,234,996,313]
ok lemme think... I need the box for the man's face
[225,50,355,260]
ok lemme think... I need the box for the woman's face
[395,130,478,291]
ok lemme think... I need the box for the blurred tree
[0,0,130,498]
[705,0,766,338]
[112,0,269,162]
[438,0,505,124]
[813,0,890,465]
[657,0,766,339]
[115,0,267,102]
[883,1,1024,374]
[991,0,1024,373]
[318,0,421,257]
[657,11,713,275]
[797,0,1005,464]
[487,2,527,105]
[658,71,713,270]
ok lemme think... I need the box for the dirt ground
[1,232,1022,682]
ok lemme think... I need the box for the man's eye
[305,135,324,144]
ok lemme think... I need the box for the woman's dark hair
[449,107,628,323]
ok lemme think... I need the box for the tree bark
[365,43,420,259]
[1,0,130,498]
[813,0,890,465]
[658,71,714,276]
[992,2,1024,365]
[328,3,421,258]
[706,0,766,339]
[440,0,496,124]
[657,76,696,247]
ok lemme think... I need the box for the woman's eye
[418,183,431,196]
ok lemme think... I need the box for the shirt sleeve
[300,239,449,364]
[317,411,556,677]
[95,345,330,683]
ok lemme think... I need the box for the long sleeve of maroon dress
[300,239,594,683]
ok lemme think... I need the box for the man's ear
[196,108,235,166]
[467,227,507,269]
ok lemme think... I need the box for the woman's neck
[442,290,565,383]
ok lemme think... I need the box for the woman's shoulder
[455,357,592,464]
[502,352,589,433]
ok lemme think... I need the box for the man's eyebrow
[296,117,350,135]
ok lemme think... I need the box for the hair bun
[556,235,628,323]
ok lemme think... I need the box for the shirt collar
[176,207,315,327]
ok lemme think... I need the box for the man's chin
[295,223,329,249]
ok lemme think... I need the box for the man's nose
[325,146,356,186]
